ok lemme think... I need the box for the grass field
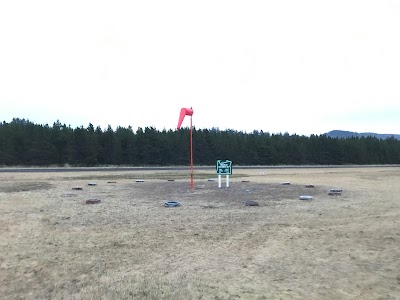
[1,167,400,299]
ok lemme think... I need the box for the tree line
[1,118,399,166]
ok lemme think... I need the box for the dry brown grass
[1,167,400,299]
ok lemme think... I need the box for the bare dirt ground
[0,167,400,300]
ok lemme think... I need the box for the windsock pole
[190,114,193,190]
[177,107,194,190]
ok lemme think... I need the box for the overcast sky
[1,0,399,135]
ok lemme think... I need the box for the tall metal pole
[177,107,194,191]
[190,113,194,190]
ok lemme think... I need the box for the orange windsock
[177,107,193,129]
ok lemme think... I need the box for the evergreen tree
[0,118,399,166]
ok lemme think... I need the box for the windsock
[177,107,193,129]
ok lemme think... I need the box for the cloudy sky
[1,0,399,135]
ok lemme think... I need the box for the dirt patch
[0,181,53,193]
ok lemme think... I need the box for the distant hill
[324,130,400,140]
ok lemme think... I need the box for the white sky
[1,0,399,135]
